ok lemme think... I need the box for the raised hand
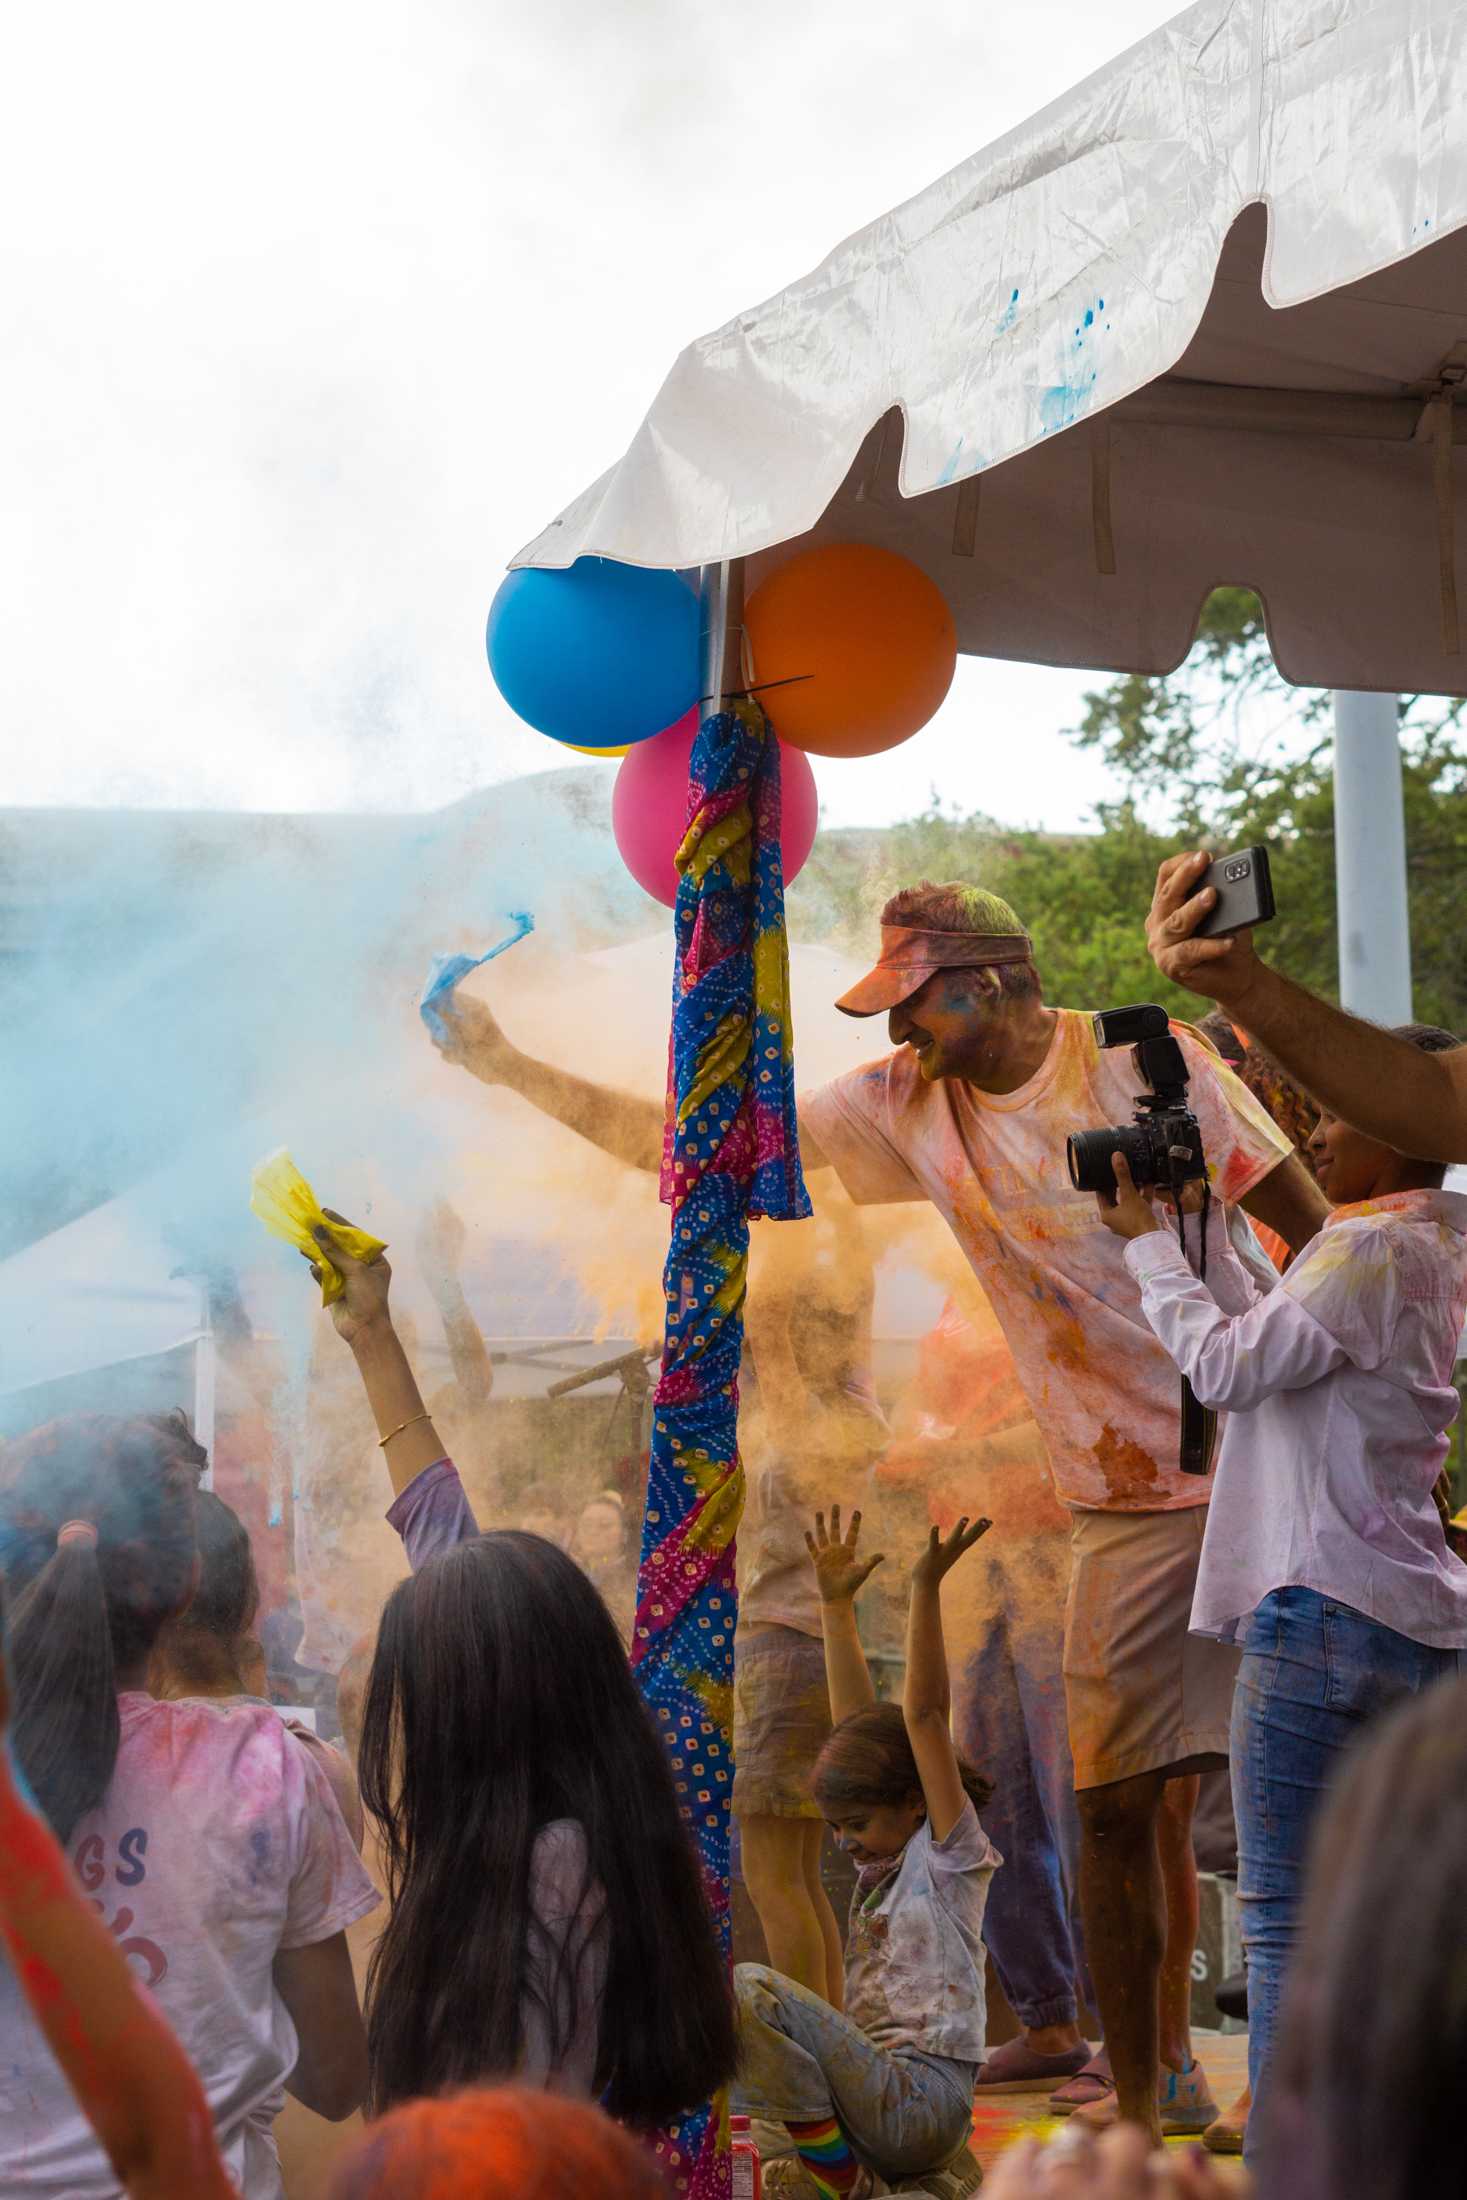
[805,1505,886,1605]
[306,1211,393,1346]
[1146,851,1260,1007]
[911,1515,991,1588]
[430,992,516,1078]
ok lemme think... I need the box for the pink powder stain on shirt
[804,1013,1292,1511]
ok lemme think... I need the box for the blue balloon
[487,557,700,749]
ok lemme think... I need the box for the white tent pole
[1332,690,1412,1022]
[193,1281,217,1486]
[698,560,745,711]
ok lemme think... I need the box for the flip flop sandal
[1049,2048,1114,2114]
[975,2036,1094,2092]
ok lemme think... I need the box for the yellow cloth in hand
[249,1148,386,1305]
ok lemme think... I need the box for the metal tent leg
[1332,690,1412,1023]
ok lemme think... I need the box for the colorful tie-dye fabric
[636,699,809,2197]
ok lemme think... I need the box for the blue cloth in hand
[419,912,534,1042]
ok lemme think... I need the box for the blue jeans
[1232,1586,1464,2171]
[954,1535,1092,2030]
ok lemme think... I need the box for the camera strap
[1176,1180,1216,1476]
[1179,1377,1217,1476]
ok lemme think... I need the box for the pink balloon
[612,711,819,908]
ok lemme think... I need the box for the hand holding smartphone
[1192,845,1276,939]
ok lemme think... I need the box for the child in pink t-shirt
[0,1410,377,2199]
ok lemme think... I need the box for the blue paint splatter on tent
[996,287,1020,333]
[938,438,966,486]
[1038,297,1106,435]
[1039,380,1095,435]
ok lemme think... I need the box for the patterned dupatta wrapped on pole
[634,698,809,2196]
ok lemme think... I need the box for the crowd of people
[2,849,1466,2199]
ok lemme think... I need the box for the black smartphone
[1192,845,1276,939]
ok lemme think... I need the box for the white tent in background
[515,0,1467,1020]
[0,1190,216,1451]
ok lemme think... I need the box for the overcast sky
[2,0,1190,830]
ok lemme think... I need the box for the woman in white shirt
[1097,1022,1467,2179]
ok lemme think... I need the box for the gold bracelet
[378,1411,432,1449]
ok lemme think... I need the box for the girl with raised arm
[733,1505,995,2200]
[303,1215,737,2130]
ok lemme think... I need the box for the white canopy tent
[516,0,1467,1019]
[0,1190,217,1456]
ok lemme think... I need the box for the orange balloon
[745,542,956,758]
[561,741,630,756]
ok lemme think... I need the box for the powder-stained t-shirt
[801,1012,1292,1511]
[0,1696,378,2200]
[843,1799,1000,2063]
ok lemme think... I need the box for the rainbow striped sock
[785,2115,863,2197]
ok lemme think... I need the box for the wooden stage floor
[968,2029,1250,2177]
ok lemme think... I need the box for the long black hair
[0,1411,201,1840]
[357,1531,736,2122]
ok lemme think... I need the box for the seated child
[733,1505,995,2200]
[1095,1021,1467,2175]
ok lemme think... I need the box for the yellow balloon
[560,741,630,757]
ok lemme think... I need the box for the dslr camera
[1066,1005,1206,1201]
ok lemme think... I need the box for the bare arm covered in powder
[417,1200,494,1405]
[806,1506,882,1725]
[429,992,830,1172]
[1237,1151,1329,1256]
[905,1518,990,1842]
[1149,851,1467,1164]
[307,1220,450,1497]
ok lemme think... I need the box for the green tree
[793,588,1467,1029]
[1069,587,1467,1027]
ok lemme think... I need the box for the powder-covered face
[888,968,999,1083]
[821,1795,926,1867]
[573,1499,626,1561]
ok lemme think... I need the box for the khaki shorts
[1063,1504,1240,1790]
[732,1624,832,1820]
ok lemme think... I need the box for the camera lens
[1067,1127,1149,1197]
